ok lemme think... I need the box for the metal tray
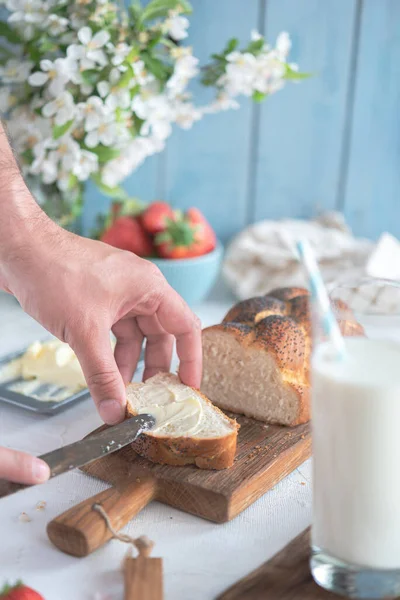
[0,346,144,415]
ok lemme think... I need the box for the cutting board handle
[47,478,156,557]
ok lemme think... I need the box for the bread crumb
[301,435,306,439]
[19,512,31,522]
[35,500,46,511]
[300,482,306,486]
[136,477,141,483]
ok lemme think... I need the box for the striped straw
[296,239,346,358]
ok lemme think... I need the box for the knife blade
[0,414,155,499]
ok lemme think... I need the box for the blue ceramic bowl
[149,241,223,306]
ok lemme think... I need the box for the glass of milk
[311,278,400,598]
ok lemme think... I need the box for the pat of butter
[17,339,86,391]
[139,396,203,436]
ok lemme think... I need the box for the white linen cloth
[223,213,400,314]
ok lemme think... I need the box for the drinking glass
[310,277,400,599]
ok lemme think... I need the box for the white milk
[312,337,400,569]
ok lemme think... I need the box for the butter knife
[0,414,155,498]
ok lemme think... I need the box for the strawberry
[141,201,174,235]
[186,208,216,254]
[0,581,44,600]
[155,209,216,259]
[100,215,154,257]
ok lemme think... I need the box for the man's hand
[0,124,202,484]
[2,223,203,425]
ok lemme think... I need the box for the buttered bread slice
[126,373,238,470]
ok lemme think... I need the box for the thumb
[72,328,126,425]
[0,447,50,484]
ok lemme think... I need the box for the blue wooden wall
[84,0,400,242]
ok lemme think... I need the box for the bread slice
[201,287,364,427]
[126,373,239,470]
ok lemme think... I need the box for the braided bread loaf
[201,287,363,426]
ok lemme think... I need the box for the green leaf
[284,64,312,80]
[20,148,34,163]
[118,64,133,88]
[38,37,56,53]
[92,173,128,199]
[147,31,163,49]
[223,38,239,56]
[52,119,73,140]
[252,90,267,103]
[142,52,172,82]
[0,22,21,45]
[68,174,78,190]
[81,69,99,86]
[26,43,41,63]
[89,145,121,163]
[126,46,140,62]
[245,38,264,55]
[141,0,192,23]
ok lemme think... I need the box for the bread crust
[126,383,239,470]
[203,286,364,426]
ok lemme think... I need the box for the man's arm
[0,123,202,484]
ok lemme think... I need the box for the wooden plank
[162,0,260,242]
[253,0,358,223]
[342,0,400,240]
[217,528,337,599]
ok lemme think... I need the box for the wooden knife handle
[47,478,156,557]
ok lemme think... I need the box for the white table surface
[0,284,311,600]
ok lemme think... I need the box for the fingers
[155,286,203,388]
[136,313,174,381]
[0,447,50,484]
[71,326,126,425]
[113,318,143,384]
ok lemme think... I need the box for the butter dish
[0,343,144,415]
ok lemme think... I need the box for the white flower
[28,58,74,97]
[101,136,164,187]
[53,166,72,191]
[131,60,153,86]
[251,30,263,42]
[72,149,98,181]
[8,111,51,155]
[41,159,58,184]
[77,96,108,132]
[48,135,80,171]
[205,92,240,113]
[85,115,118,148]
[111,42,131,67]
[97,68,130,110]
[132,94,173,141]
[276,32,291,58]
[0,59,33,83]
[0,87,17,114]
[42,91,76,126]
[30,139,50,174]
[164,12,189,41]
[167,54,198,97]
[46,14,69,36]
[218,51,258,97]
[7,0,47,24]
[67,27,110,70]
[173,102,201,129]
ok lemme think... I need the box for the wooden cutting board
[46,415,310,557]
[218,528,334,599]
[219,528,400,600]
